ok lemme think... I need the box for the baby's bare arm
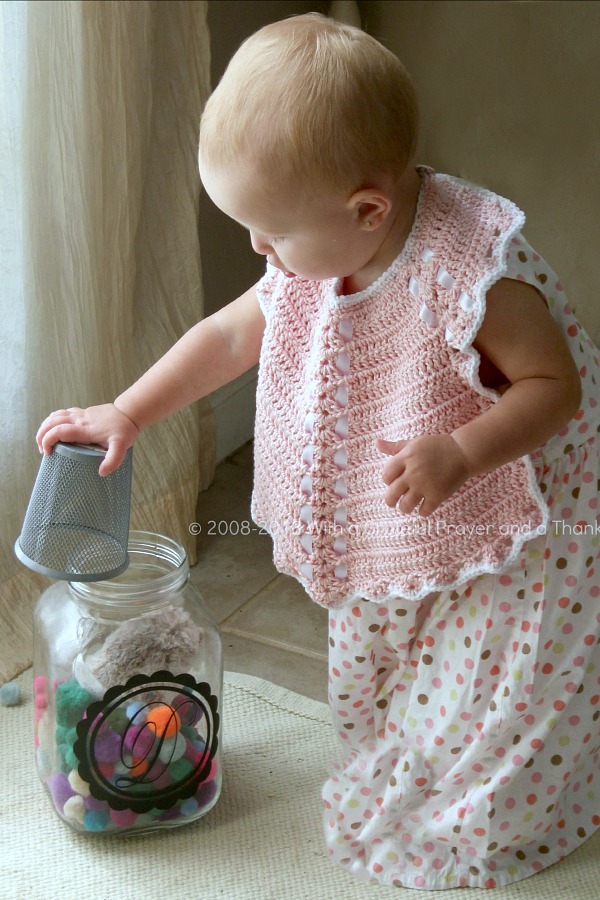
[114,285,264,431]
[451,278,582,476]
[379,278,582,514]
[37,284,264,474]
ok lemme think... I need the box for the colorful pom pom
[63,794,86,825]
[0,682,21,706]
[145,704,181,738]
[55,680,94,727]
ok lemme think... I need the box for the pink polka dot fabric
[322,239,600,889]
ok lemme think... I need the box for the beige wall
[358,0,600,343]
[201,1,599,343]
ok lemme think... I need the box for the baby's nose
[250,232,272,255]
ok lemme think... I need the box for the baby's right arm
[36,284,265,475]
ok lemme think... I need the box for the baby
[38,13,600,891]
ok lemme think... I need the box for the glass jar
[33,531,222,834]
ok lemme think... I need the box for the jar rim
[68,530,189,607]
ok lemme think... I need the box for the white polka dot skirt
[323,439,600,889]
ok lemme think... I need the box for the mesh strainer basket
[15,443,132,581]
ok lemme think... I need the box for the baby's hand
[36,403,140,476]
[377,434,471,516]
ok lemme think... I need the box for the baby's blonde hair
[199,13,419,194]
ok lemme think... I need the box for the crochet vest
[251,167,550,608]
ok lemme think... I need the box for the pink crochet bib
[252,168,550,608]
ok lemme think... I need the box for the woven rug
[2,669,600,900]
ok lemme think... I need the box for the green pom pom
[55,679,94,727]
[105,707,128,734]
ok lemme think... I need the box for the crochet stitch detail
[252,168,549,607]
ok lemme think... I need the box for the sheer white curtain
[0,0,214,682]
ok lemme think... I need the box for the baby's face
[199,159,380,283]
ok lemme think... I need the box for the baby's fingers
[376,439,409,485]
[98,440,127,477]
[39,421,105,456]
[36,409,70,449]
[37,409,84,453]
[383,476,423,513]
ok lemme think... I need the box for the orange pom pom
[145,704,181,738]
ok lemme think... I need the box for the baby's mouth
[268,256,296,278]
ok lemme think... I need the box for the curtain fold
[0,0,215,682]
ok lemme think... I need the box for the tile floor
[190,442,329,703]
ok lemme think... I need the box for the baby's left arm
[379,278,582,514]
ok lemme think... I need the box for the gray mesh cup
[15,443,132,581]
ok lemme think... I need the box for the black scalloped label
[73,671,220,814]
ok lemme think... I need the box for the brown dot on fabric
[518,251,528,262]
[556,558,568,569]
[517,589,525,600]
[572,487,580,499]
[572,602,582,614]
[343,722,354,730]
[539,845,550,854]
[417,694,429,705]
[355,656,366,663]
[516,850,526,860]
[368,624,380,633]
[551,754,563,765]
[376,699,388,710]
[577,828,587,839]
[329,638,335,647]
[423,654,433,665]
[538,272,547,284]
[522,643,531,654]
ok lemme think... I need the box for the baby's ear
[348,187,392,231]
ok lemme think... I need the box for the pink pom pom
[109,807,138,828]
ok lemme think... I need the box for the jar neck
[69,531,189,617]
